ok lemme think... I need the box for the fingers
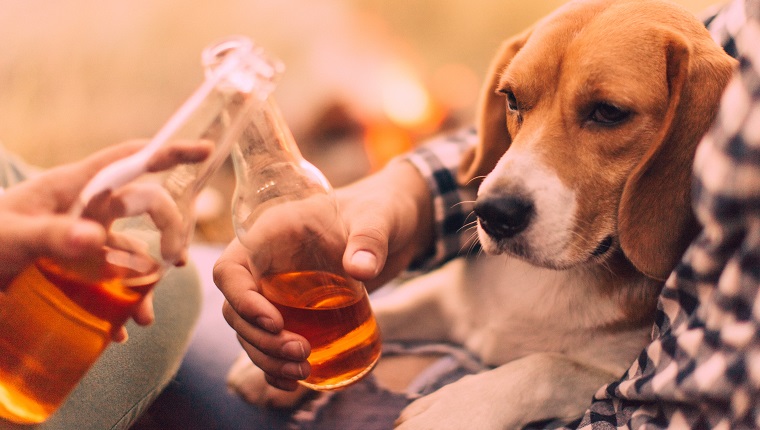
[112,326,129,343]
[86,182,186,265]
[46,139,212,214]
[264,374,303,393]
[73,140,147,177]
[9,214,105,262]
[223,301,311,388]
[236,330,311,383]
[130,291,155,326]
[222,299,309,361]
[110,183,186,264]
[215,240,312,387]
[343,220,389,281]
[27,216,107,258]
[70,139,211,182]
[213,240,283,329]
[107,281,154,345]
[43,141,148,210]
[108,139,215,264]
[146,139,215,172]
[337,160,434,290]
[0,214,107,288]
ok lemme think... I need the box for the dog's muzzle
[474,195,534,240]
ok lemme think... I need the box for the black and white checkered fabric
[404,0,760,427]
[405,127,479,271]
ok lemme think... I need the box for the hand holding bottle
[0,139,211,292]
[216,157,435,392]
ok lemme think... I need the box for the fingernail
[351,250,377,273]
[256,317,277,333]
[282,340,307,360]
[282,362,306,379]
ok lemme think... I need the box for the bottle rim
[201,35,284,99]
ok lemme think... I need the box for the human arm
[215,128,479,390]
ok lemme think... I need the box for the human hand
[215,159,433,390]
[339,159,434,289]
[215,238,311,391]
[0,139,212,341]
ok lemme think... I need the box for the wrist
[381,158,434,263]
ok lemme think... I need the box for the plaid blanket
[289,342,489,430]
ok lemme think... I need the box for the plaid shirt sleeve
[401,127,480,271]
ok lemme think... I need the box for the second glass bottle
[229,39,382,390]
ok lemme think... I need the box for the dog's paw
[394,374,512,430]
[226,352,312,409]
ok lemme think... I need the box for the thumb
[343,219,390,282]
[14,215,107,261]
[0,215,106,287]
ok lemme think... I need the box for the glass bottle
[230,54,382,391]
[0,36,275,424]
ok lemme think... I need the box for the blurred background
[0,0,720,241]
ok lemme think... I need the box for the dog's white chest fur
[373,254,652,377]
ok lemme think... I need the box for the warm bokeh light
[365,64,449,170]
[363,122,414,170]
[0,0,720,168]
[0,0,726,245]
[379,65,435,128]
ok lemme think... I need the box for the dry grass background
[0,0,719,168]
[0,0,391,166]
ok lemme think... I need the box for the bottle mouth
[202,35,284,99]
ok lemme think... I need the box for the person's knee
[152,261,204,338]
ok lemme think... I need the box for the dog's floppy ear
[457,28,532,186]
[618,30,736,281]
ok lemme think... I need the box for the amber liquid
[260,271,381,390]
[0,248,160,424]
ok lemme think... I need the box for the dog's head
[462,0,736,280]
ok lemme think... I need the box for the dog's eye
[503,90,520,111]
[590,103,630,125]
[500,90,524,124]
[500,89,519,112]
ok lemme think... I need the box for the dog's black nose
[474,196,534,239]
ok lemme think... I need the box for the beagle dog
[227,0,736,427]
